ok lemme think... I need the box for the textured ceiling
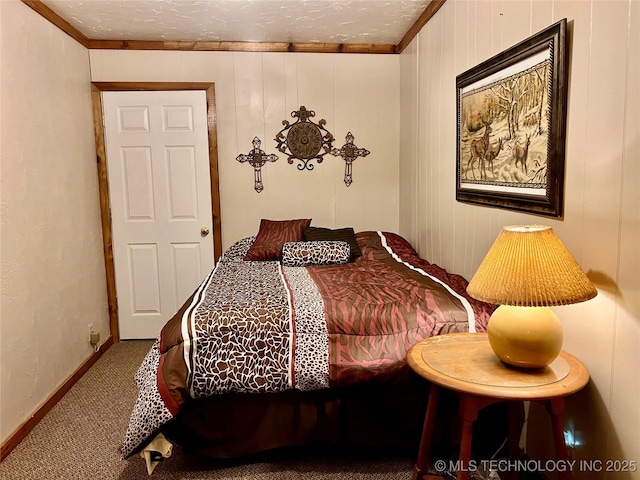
[41,0,431,45]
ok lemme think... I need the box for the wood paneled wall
[400,1,639,476]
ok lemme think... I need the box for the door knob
[201,227,210,237]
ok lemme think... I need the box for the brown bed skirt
[162,368,509,460]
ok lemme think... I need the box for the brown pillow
[303,226,362,261]
[244,218,312,261]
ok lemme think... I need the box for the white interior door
[103,90,214,339]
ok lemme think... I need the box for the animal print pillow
[281,241,350,267]
[244,218,311,261]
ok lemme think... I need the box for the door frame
[91,82,222,342]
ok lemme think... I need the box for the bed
[121,220,499,467]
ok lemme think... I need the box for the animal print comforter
[121,231,494,458]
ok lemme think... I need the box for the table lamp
[467,225,597,369]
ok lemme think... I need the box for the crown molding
[22,0,90,47]
[396,0,447,53]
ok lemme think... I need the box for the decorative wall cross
[330,132,370,186]
[236,137,278,193]
[275,106,334,171]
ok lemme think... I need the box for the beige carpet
[0,341,417,480]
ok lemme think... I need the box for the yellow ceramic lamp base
[488,305,563,369]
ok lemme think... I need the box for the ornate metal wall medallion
[275,106,334,171]
[331,132,370,186]
[236,137,278,193]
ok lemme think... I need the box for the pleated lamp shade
[467,225,597,307]
[468,225,597,368]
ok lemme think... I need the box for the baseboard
[0,335,114,461]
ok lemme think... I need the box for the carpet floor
[0,340,418,480]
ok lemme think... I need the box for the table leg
[547,398,572,480]
[458,395,480,480]
[458,395,505,480]
[413,385,440,480]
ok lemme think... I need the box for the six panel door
[103,90,214,339]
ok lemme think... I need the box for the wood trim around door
[90,82,223,342]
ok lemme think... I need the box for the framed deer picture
[455,18,568,217]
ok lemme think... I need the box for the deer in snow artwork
[464,123,493,180]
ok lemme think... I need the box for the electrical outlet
[88,323,100,348]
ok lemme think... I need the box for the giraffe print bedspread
[121,231,494,459]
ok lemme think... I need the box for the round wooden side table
[407,332,589,480]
